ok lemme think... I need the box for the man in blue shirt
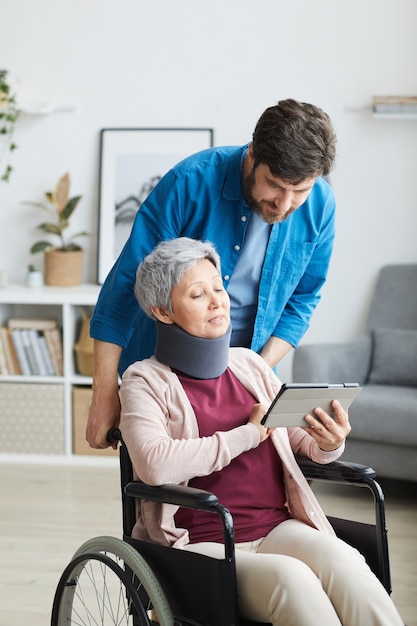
[87,99,337,449]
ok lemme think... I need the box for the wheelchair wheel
[51,535,174,626]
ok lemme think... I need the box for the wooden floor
[0,460,416,626]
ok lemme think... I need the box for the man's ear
[244,143,255,176]
[151,306,174,324]
[248,142,254,160]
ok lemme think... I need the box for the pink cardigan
[120,347,344,547]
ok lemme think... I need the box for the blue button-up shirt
[91,145,335,375]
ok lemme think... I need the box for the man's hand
[86,389,121,449]
[85,339,123,449]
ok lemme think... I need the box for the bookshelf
[0,283,116,464]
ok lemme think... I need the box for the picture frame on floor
[97,127,214,284]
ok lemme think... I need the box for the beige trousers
[184,519,403,626]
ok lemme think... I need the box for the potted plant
[0,69,20,183]
[26,263,44,288]
[25,172,89,286]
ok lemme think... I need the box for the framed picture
[97,127,214,284]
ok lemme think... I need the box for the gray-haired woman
[120,237,403,626]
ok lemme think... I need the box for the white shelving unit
[0,283,116,464]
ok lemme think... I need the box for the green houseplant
[25,172,89,286]
[0,69,20,183]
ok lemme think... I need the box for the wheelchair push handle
[107,428,122,445]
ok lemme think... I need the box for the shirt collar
[223,144,249,202]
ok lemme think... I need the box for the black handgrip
[107,428,122,444]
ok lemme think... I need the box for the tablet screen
[261,383,362,428]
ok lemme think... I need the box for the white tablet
[261,383,362,428]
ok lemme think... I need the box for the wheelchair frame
[51,431,392,626]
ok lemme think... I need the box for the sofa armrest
[293,335,372,384]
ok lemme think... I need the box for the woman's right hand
[248,403,271,442]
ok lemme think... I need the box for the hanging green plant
[0,69,20,183]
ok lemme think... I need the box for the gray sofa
[293,264,417,482]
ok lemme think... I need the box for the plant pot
[44,248,84,286]
[26,270,44,288]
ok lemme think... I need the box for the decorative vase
[74,308,94,376]
[26,269,44,288]
[44,248,84,286]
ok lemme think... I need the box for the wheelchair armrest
[124,481,236,562]
[296,456,377,484]
[125,481,220,512]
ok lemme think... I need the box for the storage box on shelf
[0,283,115,463]
[0,382,65,455]
[72,386,118,457]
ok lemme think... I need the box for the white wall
[1,0,416,380]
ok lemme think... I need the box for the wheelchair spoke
[52,538,173,626]
[77,558,133,624]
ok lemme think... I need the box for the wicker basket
[44,248,83,286]
[74,309,94,376]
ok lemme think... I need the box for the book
[10,329,32,375]
[20,329,39,375]
[27,329,51,376]
[43,328,64,376]
[0,327,20,374]
[4,319,61,376]
[372,95,417,114]
[38,333,56,375]
[0,334,9,374]
[7,318,57,331]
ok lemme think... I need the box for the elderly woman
[120,237,403,626]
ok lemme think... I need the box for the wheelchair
[51,429,392,626]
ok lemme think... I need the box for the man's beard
[243,169,296,225]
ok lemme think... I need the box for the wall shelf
[372,113,417,120]
[20,101,76,115]
[344,105,417,119]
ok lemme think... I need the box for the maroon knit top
[175,368,291,543]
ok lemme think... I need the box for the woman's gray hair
[134,237,221,319]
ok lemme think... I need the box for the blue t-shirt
[91,145,336,375]
[228,212,271,348]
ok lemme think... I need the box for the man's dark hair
[252,99,337,183]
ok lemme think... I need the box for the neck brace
[155,321,231,379]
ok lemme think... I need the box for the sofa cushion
[368,328,417,386]
[348,384,417,446]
